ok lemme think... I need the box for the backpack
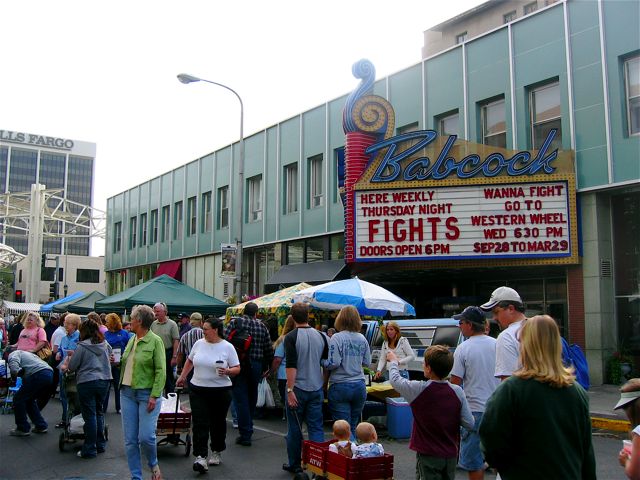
[226,319,252,365]
[561,337,590,390]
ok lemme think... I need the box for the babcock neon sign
[368,129,559,182]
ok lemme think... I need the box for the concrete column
[581,191,615,385]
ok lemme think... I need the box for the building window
[286,240,304,264]
[624,56,640,136]
[140,213,147,246]
[481,98,507,148]
[41,267,63,282]
[129,216,137,249]
[284,163,298,214]
[76,268,99,283]
[174,201,183,240]
[161,205,170,242]
[455,32,468,44]
[113,222,122,253]
[438,111,459,137]
[306,237,324,262]
[503,10,516,23]
[530,81,562,150]
[201,191,212,232]
[187,196,196,237]
[248,175,262,222]
[309,154,324,208]
[330,234,344,260]
[218,186,229,229]
[150,209,158,245]
[524,2,538,14]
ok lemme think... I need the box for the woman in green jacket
[479,315,596,480]
[119,305,166,480]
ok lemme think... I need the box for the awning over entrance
[264,259,349,294]
[154,260,182,280]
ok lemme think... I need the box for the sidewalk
[588,383,631,432]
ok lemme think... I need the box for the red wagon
[156,388,191,456]
[302,439,394,480]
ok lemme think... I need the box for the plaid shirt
[224,315,274,365]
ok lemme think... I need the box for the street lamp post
[177,73,244,301]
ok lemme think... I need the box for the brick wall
[567,264,585,348]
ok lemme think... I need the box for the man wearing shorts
[450,306,499,480]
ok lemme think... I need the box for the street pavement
[0,390,629,479]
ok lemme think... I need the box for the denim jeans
[285,387,324,468]
[102,365,121,413]
[328,380,367,440]
[77,379,110,457]
[13,369,53,432]
[189,383,232,457]
[120,386,163,480]
[231,359,262,441]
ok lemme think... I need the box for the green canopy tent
[52,290,107,314]
[94,274,228,316]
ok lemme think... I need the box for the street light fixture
[177,73,245,301]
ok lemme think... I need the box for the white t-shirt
[494,320,524,378]
[51,326,66,349]
[188,338,239,388]
[633,425,640,436]
[451,334,499,412]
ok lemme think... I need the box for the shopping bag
[256,378,267,408]
[160,392,179,413]
[264,378,275,408]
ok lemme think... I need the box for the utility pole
[26,184,45,303]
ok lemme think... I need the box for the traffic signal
[49,283,58,299]
[15,289,23,302]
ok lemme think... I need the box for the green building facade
[106,0,639,384]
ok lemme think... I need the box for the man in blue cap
[450,306,499,480]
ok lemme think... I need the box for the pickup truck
[362,318,462,379]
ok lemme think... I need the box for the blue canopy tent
[40,291,84,313]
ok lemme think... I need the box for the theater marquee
[354,181,573,261]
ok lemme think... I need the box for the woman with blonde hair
[271,315,296,408]
[10,311,48,355]
[374,321,415,380]
[479,315,595,479]
[324,305,371,439]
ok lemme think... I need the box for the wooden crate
[156,412,191,433]
[326,450,394,480]
[302,439,335,475]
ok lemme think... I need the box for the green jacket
[479,376,596,480]
[119,330,166,398]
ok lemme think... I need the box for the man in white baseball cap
[480,287,526,381]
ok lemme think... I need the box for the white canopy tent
[2,300,43,315]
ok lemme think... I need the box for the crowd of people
[0,284,633,479]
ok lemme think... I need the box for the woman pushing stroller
[63,318,112,459]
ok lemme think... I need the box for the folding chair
[1,377,22,414]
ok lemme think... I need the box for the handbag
[36,343,53,361]
[35,328,52,361]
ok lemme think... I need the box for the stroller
[58,372,109,452]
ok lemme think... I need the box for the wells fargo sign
[342,59,579,266]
